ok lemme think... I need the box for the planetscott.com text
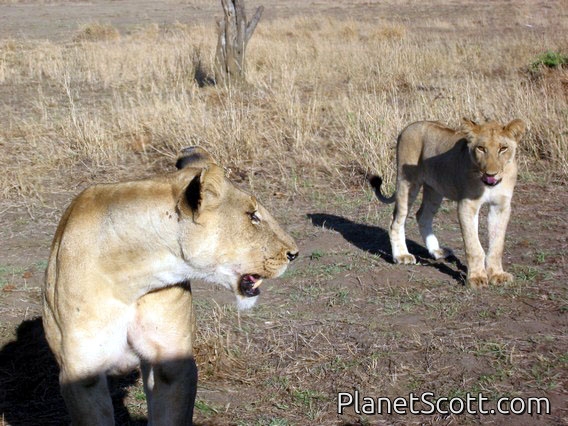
[337,391,551,416]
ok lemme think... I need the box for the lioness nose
[287,251,299,262]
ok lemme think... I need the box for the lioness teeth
[252,279,263,289]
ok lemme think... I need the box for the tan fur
[370,119,525,288]
[42,147,298,425]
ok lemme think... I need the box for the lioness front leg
[458,200,487,288]
[142,359,198,426]
[59,369,114,426]
[486,199,513,285]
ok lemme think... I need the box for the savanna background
[0,0,567,424]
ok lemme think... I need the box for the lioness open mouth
[481,175,501,186]
[239,274,264,297]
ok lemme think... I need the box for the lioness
[42,147,298,425]
[369,119,525,288]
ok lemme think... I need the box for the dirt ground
[1,1,567,425]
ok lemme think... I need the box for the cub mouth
[239,274,264,297]
[481,174,501,186]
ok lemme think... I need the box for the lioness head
[462,118,526,186]
[176,147,299,310]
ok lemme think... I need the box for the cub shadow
[0,318,145,426]
[307,213,467,283]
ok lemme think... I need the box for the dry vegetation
[1,4,567,207]
[0,0,567,425]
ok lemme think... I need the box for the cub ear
[182,165,226,219]
[503,119,526,142]
[176,146,215,170]
[461,118,479,138]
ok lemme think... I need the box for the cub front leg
[486,199,513,285]
[458,199,487,288]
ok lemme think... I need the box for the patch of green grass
[133,389,146,402]
[292,388,324,407]
[446,379,507,402]
[328,289,350,306]
[290,388,326,420]
[511,264,540,282]
[289,283,325,302]
[35,259,49,271]
[474,341,512,364]
[265,376,289,390]
[531,50,568,70]
[266,419,290,426]
[324,355,361,373]
[194,399,219,416]
[289,262,354,282]
[382,286,427,314]
[309,250,324,260]
[0,265,27,287]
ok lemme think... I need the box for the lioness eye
[499,146,508,153]
[249,211,261,225]
[476,146,486,153]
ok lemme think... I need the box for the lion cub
[42,147,298,425]
[370,119,525,288]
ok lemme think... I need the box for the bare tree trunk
[215,0,263,85]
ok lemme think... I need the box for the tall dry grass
[0,12,567,206]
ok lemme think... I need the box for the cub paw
[395,254,416,265]
[467,273,488,289]
[431,247,453,260]
[489,271,513,285]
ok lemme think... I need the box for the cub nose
[287,251,299,262]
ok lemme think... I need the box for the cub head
[462,118,526,186]
[175,148,299,310]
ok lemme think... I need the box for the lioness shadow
[0,318,145,425]
[307,213,466,283]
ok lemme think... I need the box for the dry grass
[1,9,567,208]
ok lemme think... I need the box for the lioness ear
[182,165,226,220]
[503,119,526,142]
[184,173,202,213]
[199,164,225,200]
[176,146,215,170]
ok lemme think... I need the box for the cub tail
[368,175,395,204]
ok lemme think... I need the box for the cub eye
[476,146,486,153]
[499,146,508,154]
[249,211,261,225]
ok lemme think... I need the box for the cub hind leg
[416,185,453,260]
[389,180,420,264]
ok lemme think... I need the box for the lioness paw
[468,273,488,289]
[395,254,416,265]
[489,271,513,286]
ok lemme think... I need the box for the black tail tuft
[368,175,383,190]
[368,174,395,204]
